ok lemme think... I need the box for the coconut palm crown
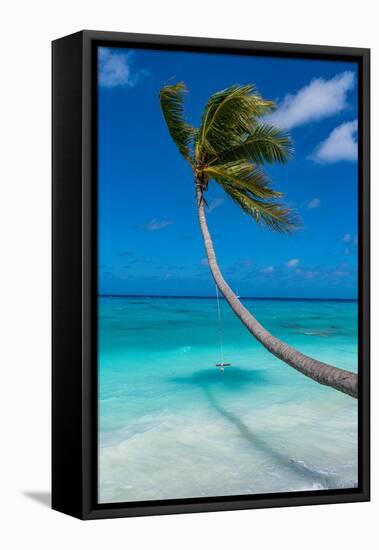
[160,82,297,232]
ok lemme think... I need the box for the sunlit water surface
[98,296,358,503]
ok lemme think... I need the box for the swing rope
[215,285,231,369]
[215,284,225,365]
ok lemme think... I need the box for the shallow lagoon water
[98,296,358,503]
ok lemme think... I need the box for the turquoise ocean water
[98,296,358,503]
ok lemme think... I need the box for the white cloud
[239,259,252,268]
[260,266,274,274]
[287,258,299,268]
[307,198,321,209]
[98,48,142,88]
[268,71,355,130]
[304,271,320,279]
[208,198,224,213]
[139,219,174,231]
[311,120,358,163]
[297,270,320,279]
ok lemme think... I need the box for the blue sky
[98,47,358,299]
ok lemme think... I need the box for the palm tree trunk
[195,182,358,398]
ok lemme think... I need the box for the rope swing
[215,284,231,371]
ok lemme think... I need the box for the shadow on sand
[170,366,339,489]
[170,366,267,391]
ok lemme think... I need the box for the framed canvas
[52,30,370,520]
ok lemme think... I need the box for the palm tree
[159,82,358,399]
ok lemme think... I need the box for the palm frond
[159,81,299,234]
[197,85,276,158]
[219,184,298,233]
[204,160,282,200]
[159,82,195,160]
[215,123,293,165]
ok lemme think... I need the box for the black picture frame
[52,30,370,520]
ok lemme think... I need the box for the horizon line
[98,294,357,302]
